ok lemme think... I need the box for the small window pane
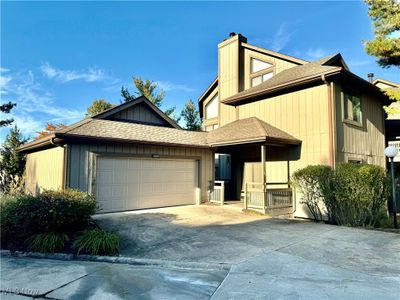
[262,72,273,81]
[251,58,272,73]
[344,91,361,123]
[251,75,262,87]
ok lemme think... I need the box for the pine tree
[364,0,400,68]
[0,101,16,127]
[0,126,28,193]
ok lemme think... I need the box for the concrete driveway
[2,205,399,299]
[95,204,400,299]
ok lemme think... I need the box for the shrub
[332,163,390,227]
[73,229,119,256]
[0,189,97,249]
[292,163,390,227]
[28,232,69,253]
[292,165,334,221]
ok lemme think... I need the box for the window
[251,58,273,73]
[205,94,218,119]
[343,90,361,123]
[251,71,273,87]
[250,58,274,87]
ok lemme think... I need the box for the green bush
[28,232,69,253]
[332,163,390,227]
[0,189,97,249]
[292,165,334,221]
[73,229,119,256]
[292,163,390,227]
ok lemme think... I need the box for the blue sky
[1,1,399,142]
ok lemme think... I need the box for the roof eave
[222,69,342,105]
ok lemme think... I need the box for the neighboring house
[373,78,400,178]
[20,33,389,218]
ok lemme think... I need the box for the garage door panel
[96,157,196,213]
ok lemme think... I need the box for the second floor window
[250,58,274,87]
[205,94,218,119]
[343,90,362,123]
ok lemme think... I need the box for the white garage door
[96,157,197,213]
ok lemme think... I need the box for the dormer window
[250,58,274,87]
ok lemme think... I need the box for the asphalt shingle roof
[207,117,301,146]
[223,54,342,104]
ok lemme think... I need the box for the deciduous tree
[85,99,114,117]
[181,99,202,131]
[36,123,67,140]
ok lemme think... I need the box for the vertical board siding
[25,147,65,194]
[107,102,169,126]
[334,82,385,167]
[67,143,214,202]
[238,84,330,175]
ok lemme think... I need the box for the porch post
[261,145,267,210]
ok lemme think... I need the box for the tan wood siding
[237,84,330,172]
[334,82,385,167]
[25,147,65,194]
[66,143,214,202]
[106,102,170,126]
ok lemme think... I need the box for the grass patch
[73,229,119,256]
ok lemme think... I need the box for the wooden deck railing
[244,182,293,213]
[209,180,225,205]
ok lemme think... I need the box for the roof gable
[93,96,180,129]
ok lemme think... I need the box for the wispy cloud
[157,81,196,93]
[269,23,292,52]
[40,62,107,83]
[0,69,84,141]
[0,68,12,95]
[305,48,329,60]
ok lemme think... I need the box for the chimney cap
[367,73,374,83]
[229,32,236,37]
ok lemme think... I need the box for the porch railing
[244,182,293,213]
[209,180,225,205]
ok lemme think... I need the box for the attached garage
[95,156,198,213]
[19,96,215,212]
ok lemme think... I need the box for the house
[373,78,400,178]
[19,33,389,218]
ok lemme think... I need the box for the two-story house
[20,33,388,218]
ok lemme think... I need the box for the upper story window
[205,94,218,119]
[250,58,274,87]
[343,89,362,124]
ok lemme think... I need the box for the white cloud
[305,48,328,60]
[40,62,107,83]
[0,69,84,141]
[157,81,196,93]
[269,24,292,52]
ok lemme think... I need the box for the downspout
[322,74,336,168]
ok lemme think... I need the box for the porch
[207,117,302,215]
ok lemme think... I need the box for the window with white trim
[250,58,274,87]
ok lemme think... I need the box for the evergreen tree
[180,99,202,131]
[0,101,16,127]
[0,126,28,192]
[364,0,400,67]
